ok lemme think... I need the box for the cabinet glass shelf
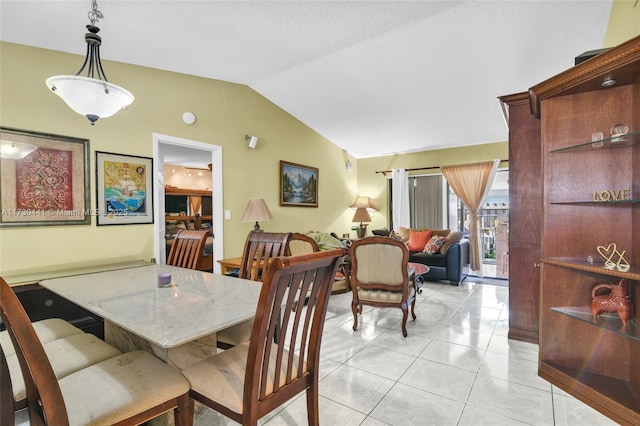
[551,306,640,341]
[543,258,640,281]
[550,130,640,153]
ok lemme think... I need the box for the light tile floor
[195,279,619,425]
[14,278,619,426]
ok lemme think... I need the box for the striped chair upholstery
[350,236,418,337]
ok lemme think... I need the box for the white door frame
[152,133,224,274]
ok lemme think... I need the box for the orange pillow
[407,230,432,252]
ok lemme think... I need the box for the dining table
[39,263,262,370]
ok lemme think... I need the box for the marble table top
[40,264,262,349]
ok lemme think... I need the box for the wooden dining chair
[216,231,292,349]
[239,231,293,281]
[166,229,209,270]
[350,236,418,337]
[181,248,348,425]
[0,276,194,426]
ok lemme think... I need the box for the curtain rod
[375,159,509,176]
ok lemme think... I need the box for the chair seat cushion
[356,285,416,303]
[332,279,349,293]
[216,318,255,346]
[8,332,122,402]
[1,318,83,357]
[60,350,190,426]
[182,342,299,415]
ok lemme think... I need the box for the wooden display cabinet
[529,35,640,424]
[499,91,542,344]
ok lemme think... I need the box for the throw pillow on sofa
[407,230,432,251]
[397,226,451,243]
[440,231,464,254]
[396,227,412,243]
[423,235,447,254]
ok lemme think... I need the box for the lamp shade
[241,198,273,230]
[350,196,377,211]
[352,208,372,224]
[46,76,134,124]
[0,140,38,160]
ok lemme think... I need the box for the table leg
[105,322,218,370]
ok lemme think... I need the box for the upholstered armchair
[349,236,417,337]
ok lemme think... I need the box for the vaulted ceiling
[0,1,613,158]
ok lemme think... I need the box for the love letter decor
[592,188,631,202]
[597,243,630,271]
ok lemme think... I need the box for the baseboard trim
[508,327,539,344]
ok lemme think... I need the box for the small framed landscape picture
[95,151,153,225]
[280,160,318,207]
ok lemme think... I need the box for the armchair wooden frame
[0,277,193,426]
[166,229,209,270]
[182,248,348,426]
[350,236,417,337]
[286,233,319,256]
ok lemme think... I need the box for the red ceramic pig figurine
[591,278,633,324]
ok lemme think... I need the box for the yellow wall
[355,143,509,232]
[0,42,358,276]
[604,0,640,47]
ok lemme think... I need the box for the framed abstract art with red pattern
[0,127,90,227]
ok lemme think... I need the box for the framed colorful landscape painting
[280,160,318,207]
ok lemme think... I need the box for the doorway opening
[449,169,509,279]
[153,134,224,273]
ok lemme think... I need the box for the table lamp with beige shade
[350,196,377,238]
[241,198,273,231]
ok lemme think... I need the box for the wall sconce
[241,198,273,231]
[346,160,353,171]
[246,135,258,149]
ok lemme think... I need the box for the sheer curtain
[392,168,410,230]
[441,159,500,276]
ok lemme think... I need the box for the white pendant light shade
[45,1,133,125]
[46,75,134,124]
[0,140,38,160]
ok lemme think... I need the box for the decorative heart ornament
[596,243,630,270]
[597,243,617,268]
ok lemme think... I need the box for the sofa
[409,239,469,286]
[373,227,470,286]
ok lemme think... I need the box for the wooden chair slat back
[167,230,209,269]
[0,277,68,425]
[243,248,347,416]
[239,231,292,281]
[0,342,14,426]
